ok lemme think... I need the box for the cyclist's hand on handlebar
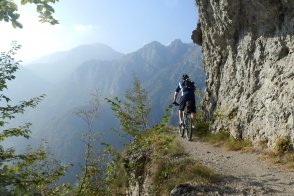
[173,101,179,106]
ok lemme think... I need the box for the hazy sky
[0,0,198,63]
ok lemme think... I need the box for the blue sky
[0,0,198,63]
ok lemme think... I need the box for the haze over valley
[4,39,204,179]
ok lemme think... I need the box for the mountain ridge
[29,43,124,64]
[25,43,124,83]
[7,39,204,181]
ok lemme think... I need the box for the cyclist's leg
[189,94,196,128]
[179,96,186,124]
[178,110,183,124]
[191,112,195,128]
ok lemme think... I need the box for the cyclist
[173,74,196,129]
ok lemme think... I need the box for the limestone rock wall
[193,0,294,146]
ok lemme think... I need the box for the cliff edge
[192,0,294,147]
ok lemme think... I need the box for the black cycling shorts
[179,94,196,113]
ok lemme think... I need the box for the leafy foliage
[102,75,152,194]
[74,90,129,195]
[28,74,162,195]
[75,91,106,195]
[0,0,58,28]
[0,43,67,195]
[6,142,68,195]
[154,103,174,130]
[105,75,151,138]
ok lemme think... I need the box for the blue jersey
[175,80,195,96]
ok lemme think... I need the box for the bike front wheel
[178,123,184,137]
[185,114,192,141]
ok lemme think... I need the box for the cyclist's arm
[173,84,181,103]
[173,92,178,103]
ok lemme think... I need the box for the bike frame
[178,105,193,141]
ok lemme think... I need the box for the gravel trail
[176,133,294,195]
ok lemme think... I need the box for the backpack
[183,79,195,90]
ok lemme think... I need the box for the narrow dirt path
[176,134,294,195]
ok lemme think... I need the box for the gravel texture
[176,133,294,195]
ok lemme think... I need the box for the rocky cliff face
[192,0,294,146]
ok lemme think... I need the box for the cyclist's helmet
[182,74,189,81]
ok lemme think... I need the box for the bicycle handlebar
[173,102,179,106]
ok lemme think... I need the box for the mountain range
[5,39,204,180]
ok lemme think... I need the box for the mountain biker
[173,74,196,128]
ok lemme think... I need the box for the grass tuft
[225,137,253,151]
[273,136,293,155]
[285,153,294,170]
[260,151,294,171]
[151,130,187,158]
[259,137,294,171]
[256,139,268,150]
[205,131,230,144]
[194,122,252,151]
[152,158,221,195]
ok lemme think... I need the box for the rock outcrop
[192,0,294,147]
[124,147,153,196]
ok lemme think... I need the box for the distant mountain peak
[135,41,166,57]
[70,43,121,54]
[167,39,192,55]
[31,43,123,64]
[26,43,123,84]
[168,39,186,49]
[169,39,183,46]
[143,41,164,48]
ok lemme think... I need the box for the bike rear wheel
[185,114,192,141]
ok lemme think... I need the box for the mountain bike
[174,101,193,141]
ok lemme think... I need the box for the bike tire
[185,114,192,141]
[178,123,184,137]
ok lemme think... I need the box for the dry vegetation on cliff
[108,127,221,195]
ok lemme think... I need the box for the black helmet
[182,74,189,81]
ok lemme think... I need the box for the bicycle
[173,101,193,141]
